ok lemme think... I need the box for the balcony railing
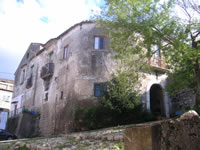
[40,63,54,79]
[149,57,168,70]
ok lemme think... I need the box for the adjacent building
[9,21,171,137]
[0,78,13,129]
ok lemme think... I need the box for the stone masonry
[1,111,200,150]
[124,110,200,150]
[9,21,171,137]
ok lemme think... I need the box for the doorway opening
[150,84,165,117]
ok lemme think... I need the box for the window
[3,95,6,101]
[94,36,104,50]
[152,45,161,57]
[60,91,63,99]
[21,95,24,108]
[45,93,48,101]
[20,69,25,84]
[49,51,54,61]
[3,96,10,102]
[94,83,107,97]
[26,53,29,59]
[26,65,34,89]
[49,51,54,57]
[31,65,34,73]
[63,46,68,59]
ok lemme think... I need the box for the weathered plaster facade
[10,21,171,136]
[0,78,13,129]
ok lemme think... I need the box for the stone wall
[6,115,19,134]
[124,111,200,150]
[12,21,170,136]
[161,111,200,150]
[7,113,40,138]
[17,113,40,138]
[172,89,196,115]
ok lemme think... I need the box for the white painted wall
[0,90,12,110]
[0,112,8,129]
[145,73,170,117]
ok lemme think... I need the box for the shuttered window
[64,46,68,59]
[94,37,104,50]
[94,83,107,97]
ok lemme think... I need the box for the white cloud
[0,0,103,79]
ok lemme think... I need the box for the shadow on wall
[6,116,19,135]
[53,97,97,134]
[6,112,40,138]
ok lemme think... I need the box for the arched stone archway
[150,84,165,116]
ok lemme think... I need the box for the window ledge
[92,49,109,52]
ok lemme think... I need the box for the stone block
[124,123,161,150]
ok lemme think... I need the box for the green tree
[95,0,200,105]
[100,70,141,113]
[74,70,151,130]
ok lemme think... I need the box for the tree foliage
[74,71,154,130]
[95,0,200,97]
[100,71,141,113]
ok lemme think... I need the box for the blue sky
[0,0,105,80]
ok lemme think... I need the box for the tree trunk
[192,40,200,113]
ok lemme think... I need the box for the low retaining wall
[6,115,19,134]
[124,110,200,150]
[7,113,40,138]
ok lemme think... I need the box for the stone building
[0,78,13,129]
[9,21,171,137]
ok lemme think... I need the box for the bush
[75,104,155,130]
[74,72,155,130]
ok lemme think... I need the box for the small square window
[49,51,54,57]
[60,91,63,99]
[94,36,104,50]
[94,83,107,97]
[49,51,54,60]
[63,46,68,59]
[45,93,48,101]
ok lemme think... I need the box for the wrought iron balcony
[149,57,168,70]
[40,63,54,79]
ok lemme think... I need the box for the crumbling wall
[161,111,200,150]
[37,23,115,135]
[6,116,19,134]
[172,89,196,114]
[17,113,40,138]
[6,113,40,138]
[124,111,200,150]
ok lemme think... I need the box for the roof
[36,20,94,55]
[0,78,14,84]
[15,43,42,74]
[16,21,94,73]
[44,20,94,47]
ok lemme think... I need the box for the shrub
[74,72,155,130]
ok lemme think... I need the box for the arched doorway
[150,84,165,117]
